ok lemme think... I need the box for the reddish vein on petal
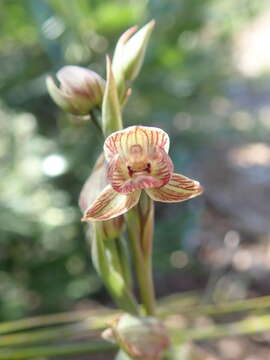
[107,146,173,194]
[104,126,170,160]
[82,126,203,221]
[145,173,203,203]
[82,185,141,221]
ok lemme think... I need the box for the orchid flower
[82,126,203,221]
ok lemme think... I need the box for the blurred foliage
[1,0,270,323]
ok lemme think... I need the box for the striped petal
[145,173,203,202]
[82,185,141,221]
[107,148,173,194]
[104,126,170,160]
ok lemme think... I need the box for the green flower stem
[126,195,156,316]
[0,341,116,359]
[116,235,133,289]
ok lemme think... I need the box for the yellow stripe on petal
[82,185,141,221]
[104,126,170,160]
[145,173,203,203]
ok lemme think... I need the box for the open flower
[82,126,203,221]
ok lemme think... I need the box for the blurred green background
[1,0,270,327]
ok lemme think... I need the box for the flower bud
[46,65,105,115]
[103,314,170,360]
[112,20,155,88]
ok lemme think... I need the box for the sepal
[146,173,203,202]
[79,154,125,238]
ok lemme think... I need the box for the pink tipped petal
[82,185,141,221]
[116,25,138,46]
[104,126,170,160]
[145,173,203,203]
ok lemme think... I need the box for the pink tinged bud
[103,314,170,360]
[46,66,105,115]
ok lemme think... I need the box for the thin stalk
[159,294,270,318]
[4,313,270,359]
[0,321,96,347]
[173,314,270,343]
[0,309,114,335]
[125,193,156,316]
[127,222,155,315]
[0,341,116,359]
[116,236,133,289]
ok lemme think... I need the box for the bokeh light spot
[170,251,189,269]
[42,154,68,177]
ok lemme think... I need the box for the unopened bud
[102,314,170,360]
[112,20,155,88]
[46,65,105,115]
